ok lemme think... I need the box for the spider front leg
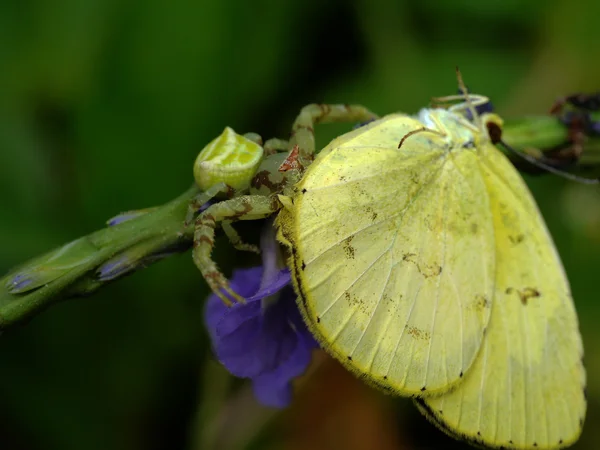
[193,195,281,306]
[185,182,234,226]
[263,138,289,155]
[289,104,379,166]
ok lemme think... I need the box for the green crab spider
[188,104,379,306]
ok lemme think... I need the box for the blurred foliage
[1,0,600,449]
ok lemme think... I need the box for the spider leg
[185,182,233,226]
[222,221,260,254]
[289,104,379,165]
[193,195,281,305]
[264,138,289,155]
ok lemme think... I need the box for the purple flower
[204,225,318,408]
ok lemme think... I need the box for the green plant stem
[502,115,600,165]
[0,185,200,330]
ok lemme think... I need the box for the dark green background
[1,0,600,449]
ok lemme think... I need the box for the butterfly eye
[193,127,264,192]
[481,113,504,144]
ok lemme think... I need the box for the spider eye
[193,127,264,191]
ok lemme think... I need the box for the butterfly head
[400,69,504,151]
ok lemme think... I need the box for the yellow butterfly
[277,76,586,449]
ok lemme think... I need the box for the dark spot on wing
[508,233,525,244]
[301,260,306,270]
[344,291,373,316]
[518,287,541,305]
[347,355,353,361]
[505,286,541,305]
[409,171,420,185]
[477,431,481,436]
[459,371,463,378]
[383,375,388,380]
[402,252,442,278]
[301,188,307,193]
[473,294,490,311]
[343,235,356,259]
[407,326,431,341]
[533,443,537,447]
[365,206,378,222]
[420,386,426,392]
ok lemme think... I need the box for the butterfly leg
[193,195,282,305]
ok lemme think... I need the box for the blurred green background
[1,0,600,449]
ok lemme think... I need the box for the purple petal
[205,297,226,342]
[215,290,297,378]
[251,331,315,408]
[204,266,263,334]
[228,267,264,298]
[204,253,318,408]
[246,269,291,302]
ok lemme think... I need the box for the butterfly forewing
[279,114,495,396]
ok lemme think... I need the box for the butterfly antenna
[499,139,600,185]
[455,66,482,130]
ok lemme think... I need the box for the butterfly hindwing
[417,143,586,449]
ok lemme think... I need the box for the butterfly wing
[278,114,495,396]
[416,143,586,449]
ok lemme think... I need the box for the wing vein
[423,166,450,387]
[352,253,394,365]
[305,149,444,192]
[319,244,392,317]
[304,157,446,266]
